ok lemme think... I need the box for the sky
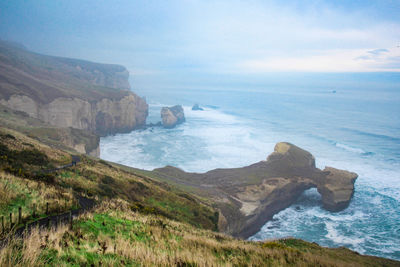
[1,0,400,89]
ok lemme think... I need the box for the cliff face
[0,104,100,156]
[0,40,148,138]
[153,142,358,238]
[0,93,148,136]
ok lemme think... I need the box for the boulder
[161,105,185,128]
[192,104,204,111]
[317,167,358,211]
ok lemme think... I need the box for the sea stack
[161,105,185,128]
[192,103,204,111]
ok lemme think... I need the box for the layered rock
[317,167,357,211]
[0,93,148,136]
[161,105,185,128]
[153,142,358,238]
[0,105,101,156]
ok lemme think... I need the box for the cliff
[0,104,100,156]
[152,142,358,238]
[0,40,148,136]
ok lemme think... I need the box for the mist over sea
[101,73,400,260]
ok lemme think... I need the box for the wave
[184,106,238,124]
[341,127,400,143]
[324,221,366,253]
[335,142,373,155]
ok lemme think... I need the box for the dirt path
[1,156,95,246]
[0,195,95,247]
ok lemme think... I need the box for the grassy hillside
[0,127,399,266]
[0,127,218,232]
[1,201,399,266]
[0,40,130,104]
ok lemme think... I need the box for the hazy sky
[1,0,400,82]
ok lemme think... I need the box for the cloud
[1,0,400,73]
[367,49,389,55]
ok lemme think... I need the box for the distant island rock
[192,104,204,111]
[153,142,358,238]
[161,105,185,128]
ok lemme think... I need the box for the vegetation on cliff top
[1,200,399,266]
[0,40,131,104]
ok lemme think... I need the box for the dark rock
[192,104,204,111]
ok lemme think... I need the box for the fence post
[18,207,22,224]
[69,211,72,230]
[46,202,49,215]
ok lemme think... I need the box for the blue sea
[100,72,400,260]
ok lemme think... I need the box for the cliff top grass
[0,40,131,104]
[1,200,398,267]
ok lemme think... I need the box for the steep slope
[0,40,148,136]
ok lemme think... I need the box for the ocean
[100,72,400,260]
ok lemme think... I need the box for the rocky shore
[153,142,358,238]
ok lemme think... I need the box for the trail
[0,156,95,247]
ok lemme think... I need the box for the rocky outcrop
[192,104,204,111]
[153,142,358,238]
[317,167,357,211]
[161,105,185,128]
[0,93,148,136]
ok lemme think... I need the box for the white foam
[184,106,238,124]
[325,221,366,253]
[335,142,366,154]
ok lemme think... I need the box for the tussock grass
[0,171,77,230]
[1,200,397,266]
[1,127,218,232]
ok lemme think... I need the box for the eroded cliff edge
[152,142,357,238]
[0,93,148,136]
[0,40,148,153]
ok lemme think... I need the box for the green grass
[41,247,139,266]
[75,213,150,243]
